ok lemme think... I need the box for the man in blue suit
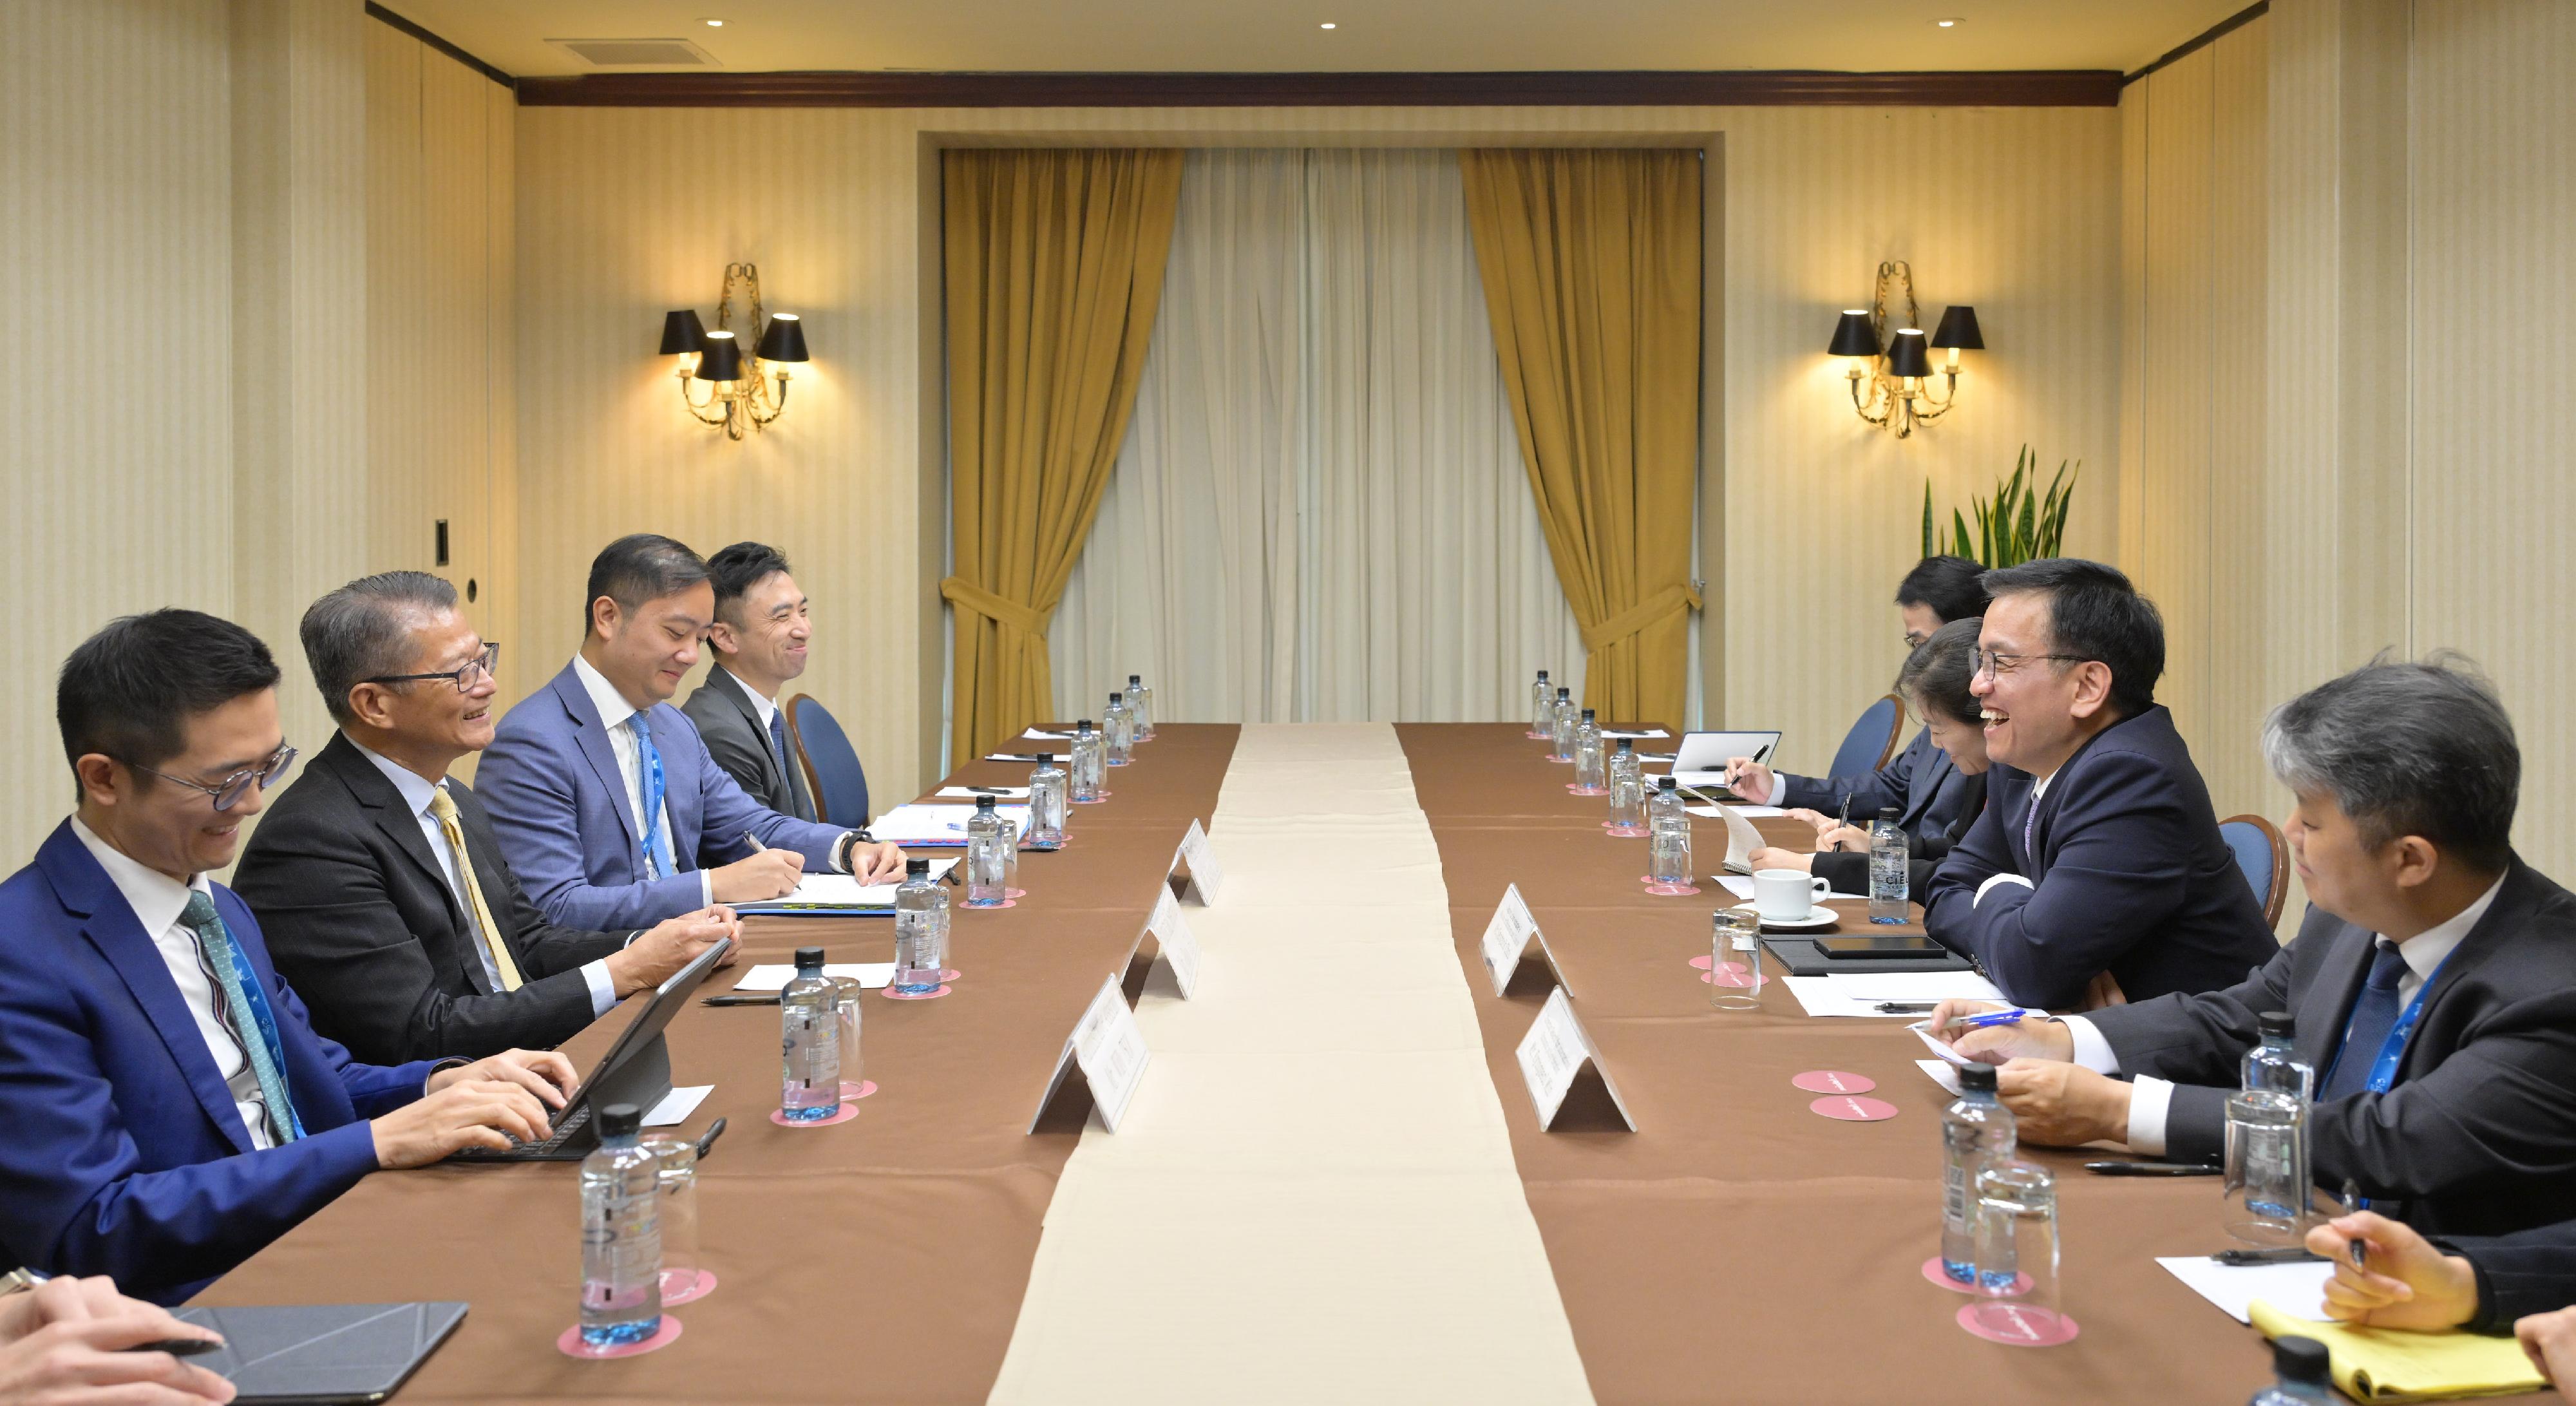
[0,611,574,1304]
[475,534,905,929]
[1923,558,2277,1007]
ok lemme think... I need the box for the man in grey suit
[1930,656,2576,1238]
[681,542,820,822]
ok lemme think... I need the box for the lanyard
[2323,945,2457,1097]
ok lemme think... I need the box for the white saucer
[1728,902,1839,931]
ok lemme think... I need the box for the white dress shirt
[348,741,619,1017]
[2064,872,2508,1155]
[572,656,714,907]
[70,817,278,1149]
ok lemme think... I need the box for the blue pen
[1941,1008,2039,1033]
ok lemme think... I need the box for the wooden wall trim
[365,2,513,90]
[514,68,2122,109]
[2123,0,2269,87]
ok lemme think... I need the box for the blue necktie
[768,710,795,788]
[180,890,304,1143]
[629,715,674,879]
[2321,941,2412,1101]
[2021,790,2041,870]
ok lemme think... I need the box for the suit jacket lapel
[712,667,784,797]
[2295,921,2376,1074]
[553,668,641,858]
[2396,859,2535,1079]
[321,739,465,932]
[39,828,258,1155]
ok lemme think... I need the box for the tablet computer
[170,1302,466,1405]
[1671,730,1783,786]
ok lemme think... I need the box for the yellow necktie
[427,787,523,992]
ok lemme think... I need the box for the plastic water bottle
[1529,669,1553,737]
[965,795,1010,907]
[1606,739,1645,834]
[893,860,946,994]
[1868,806,1909,924]
[1572,710,1606,792]
[1942,1062,2018,1284]
[1126,674,1154,741]
[1070,719,1105,802]
[1549,687,1577,762]
[2241,1011,2314,1217]
[1646,774,1688,832]
[578,1102,663,1347]
[2249,1336,2334,1405]
[779,947,840,1121]
[1104,693,1135,766]
[1025,754,1068,846]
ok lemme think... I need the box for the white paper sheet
[1781,975,1917,1018]
[985,752,1046,762]
[737,863,954,911]
[1911,1020,1978,1066]
[873,803,1032,842]
[939,784,1032,799]
[1827,972,2005,1003]
[2155,1257,2334,1324]
[1714,876,1756,900]
[1598,728,1669,739]
[734,962,897,991]
[1022,730,1074,741]
[1915,1059,1963,1094]
[641,1085,712,1126]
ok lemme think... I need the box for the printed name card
[1028,973,1154,1134]
[1480,884,1571,998]
[1172,818,1227,904]
[1515,987,1636,1132]
[1143,887,1202,998]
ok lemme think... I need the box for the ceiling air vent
[547,37,719,67]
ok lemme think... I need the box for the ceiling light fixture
[703,17,724,26]
[1320,22,1337,29]
[1934,17,1961,27]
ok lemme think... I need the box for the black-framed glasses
[130,742,298,812]
[1903,631,1932,650]
[1972,649,2088,679]
[366,642,500,694]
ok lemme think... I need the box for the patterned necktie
[2321,941,2413,1101]
[179,890,304,1143]
[2021,789,2041,870]
[628,714,674,878]
[767,709,813,820]
[427,787,523,992]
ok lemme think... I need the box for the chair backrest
[1827,694,1906,779]
[2219,813,2290,929]
[785,694,871,828]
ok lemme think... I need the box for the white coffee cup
[1752,868,1830,921]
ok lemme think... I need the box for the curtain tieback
[939,576,1051,636]
[1578,582,1704,653]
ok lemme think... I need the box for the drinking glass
[2223,1090,2308,1245]
[1709,907,1764,1010]
[1971,1161,2068,1344]
[829,976,866,1099]
[638,1134,709,1305]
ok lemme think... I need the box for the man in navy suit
[1922,558,2277,1007]
[0,611,575,1304]
[474,535,904,930]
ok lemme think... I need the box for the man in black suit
[681,542,821,822]
[1932,656,2576,1239]
[1922,557,2276,1006]
[233,572,738,1065]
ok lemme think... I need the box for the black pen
[2087,1159,2222,1177]
[1875,1001,1940,1013]
[694,1117,728,1161]
[2211,1246,2324,1265]
[2344,1179,2368,1271]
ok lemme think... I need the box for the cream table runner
[988,723,1594,1403]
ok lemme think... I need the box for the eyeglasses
[366,642,500,694]
[1972,649,2088,679]
[1904,632,1932,650]
[130,742,298,812]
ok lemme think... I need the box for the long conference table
[195,723,2521,1403]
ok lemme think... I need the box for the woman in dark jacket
[1754,618,1989,895]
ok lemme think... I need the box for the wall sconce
[1828,261,1981,439]
[657,263,810,441]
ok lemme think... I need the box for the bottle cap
[2258,1010,2295,1039]
[905,857,929,877]
[794,945,825,971]
[1880,806,1900,819]
[1537,669,1549,679]
[599,1103,643,1139]
[2273,1336,2331,1385]
[1078,718,1094,730]
[1616,738,1634,752]
[1110,692,1122,703]
[976,794,996,811]
[1582,708,1596,721]
[1657,776,1677,790]
[1129,674,1142,685]
[1957,1063,1998,1092]
[1037,753,1054,763]
[1557,687,1570,699]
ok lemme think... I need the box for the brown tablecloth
[193,725,1242,1405]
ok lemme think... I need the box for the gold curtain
[940,149,1183,761]
[1458,149,1703,727]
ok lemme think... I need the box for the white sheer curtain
[1052,148,1586,725]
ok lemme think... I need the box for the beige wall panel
[2117,86,2150,578]
[0,0,236,862]
[2136,49,2217,756]
[2409,0,2576,875]
[484,81,521,708]
[2203,23,2271,822]
[366,25,428,586]
[516,102,2120,793]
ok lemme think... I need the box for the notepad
[734,962,896,991]
[2249,1299,2548,1401]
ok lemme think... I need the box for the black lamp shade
[1929,305,1984,351]
[693,332,744,381]
[1827,310,1880,357]
[1887,329,1933,378]
[658,309,708,356]
[756,313,810,363]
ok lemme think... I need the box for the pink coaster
[1566,784,1608,796]
[557,1316,683,1360]
[770,1103,858,1128]
[1792,1070,1876,1094]
[1701,968,1758,987]
[1956,1302,2081,1347]
[1808,1094,1900,1121]
[659,1268,715,1306]
[1640,879,1701,896]
[1526,730,1551,740]
[942,968,961,982]
[961,898,1018,909]
[1921,1257,2033,1296]
[1602,822,1647,837]
[880,983,952,1001]
[1005,887,1027,899]
[1688,956,1750,972]
[840,1079,878,1101]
